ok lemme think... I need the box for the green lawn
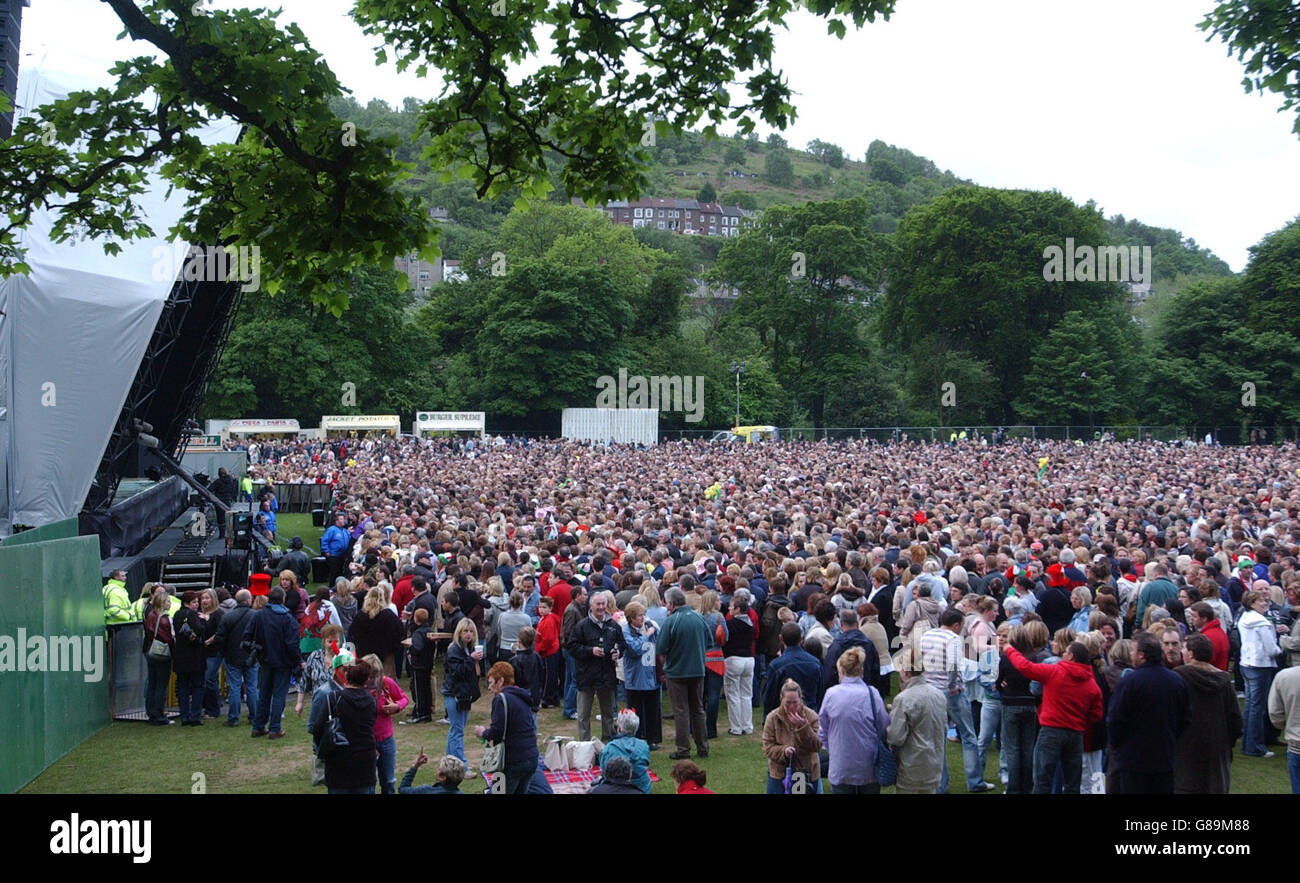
[21,681,1291,794]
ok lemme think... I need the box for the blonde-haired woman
[440,618,483,775]
[642,583,668,630]
[482,575,508,663]
[818,647,888,793]
[362,653,409,794]
[699,589,726,740]
[278,570,306,618]
[141,588,175,725]
[349,586,403,680]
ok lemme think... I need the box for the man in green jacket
[1135,561,1180,626]
[657,587,710,760]
[102,570,136,625]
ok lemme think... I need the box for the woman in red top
[671,760,713,794]
[363,653,409,794]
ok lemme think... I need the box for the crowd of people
[113,434,1300,793]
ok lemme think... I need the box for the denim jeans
[977,695,1005,785]
[939,689,982,792]
[1241,665,1277,756]
[375,734,397,794]
[203,655,224,717]
[175,669,204,723]
[503,758,537,795]
[766,773,822,794]
[224,662,258,724]
[1001,704,1039,794]
[445,695,468,762]
[1289,751,1300,795]
[704,669,723,739]
[562,650,578,716]
[146,660,171,723]
[254,666,291,734]
[1033,725,1083,794]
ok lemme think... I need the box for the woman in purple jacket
[817,647,890,794]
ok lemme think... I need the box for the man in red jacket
[546,564,575,620]
[1004,638,1103,794]
[1187,602,1230,672]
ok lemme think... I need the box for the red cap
[912,511,927,524]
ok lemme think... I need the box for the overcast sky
[19,0,1300,270]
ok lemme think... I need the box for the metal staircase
[159,512,219,592]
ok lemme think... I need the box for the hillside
[328,95,1233,282]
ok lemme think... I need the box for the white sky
[19,0,1300,271]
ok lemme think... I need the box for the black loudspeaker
[311,508,326,528]
[231,512,254,549]
[311,556,329,583]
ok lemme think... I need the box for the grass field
[22,678,1292,794]
[24,512,1290,794]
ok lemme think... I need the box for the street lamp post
[730,361,746,429]
[1081,370,1094,438]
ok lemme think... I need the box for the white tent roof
[0,68,237,536]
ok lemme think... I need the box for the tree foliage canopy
[0,0,896,309]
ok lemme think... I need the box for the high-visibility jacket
[130,593,180,621]
[240,476,253,495]
[102,579,135,624]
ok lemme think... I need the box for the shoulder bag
[481,692,508,774]
[317,688,350,759]
[868,689,897,787]
[146,613,172,662]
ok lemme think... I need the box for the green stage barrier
[0,532,109,793]
[0,518,79,547]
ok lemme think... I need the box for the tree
[724,143,747,166]
[878,187,1129,422]
[1201,1,1300,136]
[767,133,788,150]
[1145,275,1300,433]
[764,149,794,187]
[473,259,635,424]
[203,264,435,423]
[0,0,898,308]
[1013,311,1125,425]
[807,139,844,167]
[698,181,718,203]
[1241,216,1300,340]
[711,197,888,430]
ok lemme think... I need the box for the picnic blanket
[542,766,661,795]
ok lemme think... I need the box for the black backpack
[757,595,789,656]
